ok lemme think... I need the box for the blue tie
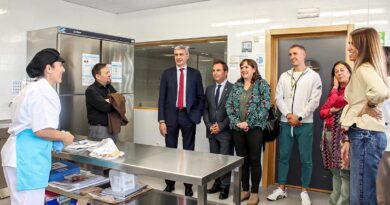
[215,84,221,107]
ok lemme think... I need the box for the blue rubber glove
[52,141,64,153]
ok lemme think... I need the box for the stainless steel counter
[54,141,244,205]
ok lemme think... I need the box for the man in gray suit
[203,60,233,200]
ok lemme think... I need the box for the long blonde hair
[350,27,387,86]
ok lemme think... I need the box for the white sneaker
[300,191,311,205]
[267,187,287,201]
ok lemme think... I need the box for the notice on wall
[228,54,265,81]
[256,55,265,77]
[228,54,247,81]
[241,41,253,52]
[82,53,100,86]
[109,62,122,83]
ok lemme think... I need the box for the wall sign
[241,41,252,52]
[82,53,100,86]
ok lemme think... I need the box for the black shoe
[207,182,221,194]
[185,187,193,197]
[163,184,175,192]
[219,187,230,199]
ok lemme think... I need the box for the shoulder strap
[256,76,263,93]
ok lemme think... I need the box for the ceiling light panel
[63,0,210,14]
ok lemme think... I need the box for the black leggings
[233,128,263,193]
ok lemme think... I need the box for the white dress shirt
[215,79,227,105]
[382,76,390,151]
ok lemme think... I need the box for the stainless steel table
[54,142,244,205]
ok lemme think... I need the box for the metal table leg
[198,184,207,205]
[233,166,242,205]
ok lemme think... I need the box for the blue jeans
[348,125,387,205]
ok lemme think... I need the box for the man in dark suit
[203,60,233,200]
[158,45,205,197]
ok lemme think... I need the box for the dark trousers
[88,125,118,142]
[209,131,234,188]
[232,128,263,193]
[165,110,196,188]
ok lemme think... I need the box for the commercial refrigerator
[27,27,135,142]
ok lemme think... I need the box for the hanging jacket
[107,93,128,134]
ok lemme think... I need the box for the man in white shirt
[377,46,390,205]
[377,76,390,205]
[267,45,322,205]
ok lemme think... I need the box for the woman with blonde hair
[340,27,388,205]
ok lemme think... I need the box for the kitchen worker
[1,48,74,205]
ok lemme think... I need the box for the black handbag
[263,106,281,142]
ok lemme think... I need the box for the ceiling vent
[297,7,320,19]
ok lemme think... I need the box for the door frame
[262,24,354,190]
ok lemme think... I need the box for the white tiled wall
[116,0,390,150]
[0,0,120,119]
[1,0,390,151]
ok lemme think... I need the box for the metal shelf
[52,140,244,205]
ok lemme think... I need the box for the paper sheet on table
[88,138,124,160]
[64,140,100,153]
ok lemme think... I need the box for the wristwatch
[298,116,303,121]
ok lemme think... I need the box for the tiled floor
[0,175,330,205]
[0,197,8,205]
[139,175,330,205]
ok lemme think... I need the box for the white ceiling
[63,0,210,14]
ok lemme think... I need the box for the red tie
[178,68,184,109]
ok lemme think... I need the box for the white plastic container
[109,169,136,193]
